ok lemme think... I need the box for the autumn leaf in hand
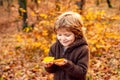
[54,58,67,66]
[43,57,55,63]
[54,58,65,63]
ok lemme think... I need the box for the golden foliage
[83,8,120,56]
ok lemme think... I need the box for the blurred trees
[0,0,13,13]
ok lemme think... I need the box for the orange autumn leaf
[54,58,65,63]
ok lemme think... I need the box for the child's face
[56,28,75,48]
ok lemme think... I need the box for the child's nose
[61,36,66,40]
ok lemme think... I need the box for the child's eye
[57,34,62,36]
[64,34,71,37]
[57,34,72,37]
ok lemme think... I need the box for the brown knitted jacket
[45,38,90,80]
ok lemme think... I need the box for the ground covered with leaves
[0,0,120,80]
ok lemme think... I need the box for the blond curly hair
[54,11,84,39]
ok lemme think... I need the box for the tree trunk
[76,0,86,14]
[0,0,3,6]
[76,0,85,10]
[107,0,112,8]
[18,0,28,29]
[55,0,60,11]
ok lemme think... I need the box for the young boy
[43,11,90,80]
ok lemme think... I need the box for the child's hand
[54,58,67,66]
[42,61,54,67]
[42,57,54,67]
[42,57,67,67]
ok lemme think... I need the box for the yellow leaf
[51,34,56,43]
[100,39,105,44]
[38,0,41,3]
[44,48,49,53]
[43,57,54,63]
[96,44,103,48]
[40,13,47,19]
[19,8,26,13]
[16,35,22,42]
[42,30,48,36]
[32,42,41,48]
[31,11,35,16]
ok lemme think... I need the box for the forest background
[0,0,120,80]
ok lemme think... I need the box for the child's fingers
[42,62,54,67]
